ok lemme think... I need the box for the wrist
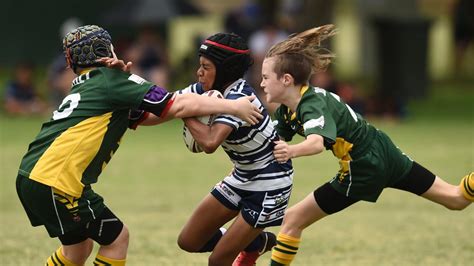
[288,146,296,159]
[231,101,240,116]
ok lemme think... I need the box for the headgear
[63,25,112,72]
[198,33,252,91]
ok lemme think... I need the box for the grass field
[0,84,473,265]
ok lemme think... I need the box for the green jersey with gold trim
[18,67,152,197]
[274,86,377,160]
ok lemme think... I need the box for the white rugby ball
[183,90,223,153]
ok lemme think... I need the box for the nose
[260,80,265,89]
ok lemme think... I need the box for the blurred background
[1,0,473,264]
[0,0,473,118]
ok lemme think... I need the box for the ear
[65,48,73,69]
[282,73,294,86]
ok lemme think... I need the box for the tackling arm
[167,93,261,124]
[130,87,262,128]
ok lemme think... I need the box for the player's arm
[183,118,233,153]
[273,134,325,163]
[167,93,261,123]
[130,86,262,128]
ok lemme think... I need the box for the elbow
[199,139,220,154]
[201,142,219,154]
[315,145,325,155]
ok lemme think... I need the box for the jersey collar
[79,68,94,75]
[287,85,309,121]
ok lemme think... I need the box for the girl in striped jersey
[174,33,294,266]
[259,25,473,265]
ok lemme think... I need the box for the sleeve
[213,91,247,130]
[273,107,295,141]
[298,95,336,146]
[138,85,175,118]
[104,69,153,109]
[128,109,150,130]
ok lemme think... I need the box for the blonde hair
[265,24,337,85]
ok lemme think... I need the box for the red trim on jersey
[130,111,150,130]
[160,94,175,118]
[204,40,249,54]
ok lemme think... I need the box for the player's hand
[234,95,263,125]
[273,140,292,163]
[96,57,133,72]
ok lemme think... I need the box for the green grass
[1,85,473,265]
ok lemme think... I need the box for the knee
[61,239,94,264]
[282,208,303,230]
[83,239,94,256]
[177,233,199,252]
[110,224,130,247]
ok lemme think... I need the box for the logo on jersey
[303,116,325,130]
[128,74,146,85]
[200,44,208,50]
[214,182,241,207]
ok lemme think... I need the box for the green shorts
[330,130,413,202]
[16,175,105,237]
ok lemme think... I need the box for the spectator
[3,62,47,116]
[311,70,366,115]
[125,25,170,87]
[453,0,474,74]
[47,17,82,108]
[224,0,261,40]
[248,20,288,114]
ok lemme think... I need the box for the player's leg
[177,193,239,252]
[46,240,93,266]
[16,176,95,265]
[270,183,358,266]
[390,161,471,210]
[84,207,129,265]
[232,230,276,266]
[422,175,472,209]
[232,184,292,266]
[209,214,264,266]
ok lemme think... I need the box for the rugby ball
[183,90,223,153]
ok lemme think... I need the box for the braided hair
[198,33,252,91]
[265,24,337,85]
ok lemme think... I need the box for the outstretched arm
[134,87,262,127]
[273,134,325,163]
[167,93,261,123]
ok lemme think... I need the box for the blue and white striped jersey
[181,79,293,191]
[216,79,293,191]
[177,83,205,95]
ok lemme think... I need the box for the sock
[243,232,265,252]
[460,172,474,201]
[198,227,226,252]
[243,231,276,253]
[270,233,300,266]
[94,253,126,266]
[46,247,80,266]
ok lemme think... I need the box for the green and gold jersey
[274,86,377,160]
[18,67,152,197]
